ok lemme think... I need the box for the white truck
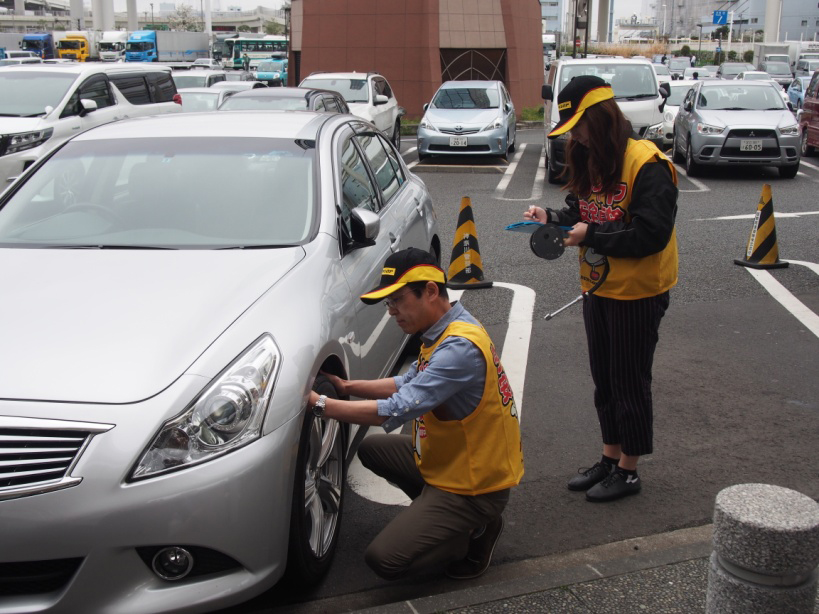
[0,33,25,52]
[99,31,129,62]
[752,43,790,69]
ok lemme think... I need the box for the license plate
[449,136,468,147]
[740,139,762,151]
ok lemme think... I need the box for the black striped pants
[582,291,670,457]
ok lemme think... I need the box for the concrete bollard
[706,483,819,614]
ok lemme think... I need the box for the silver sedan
[0,111,439,612]
[672,80,801,178]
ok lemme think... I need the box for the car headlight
[644,122,664,140]
[419,117,438,132]
[778,124,799,136]
[5,128,53,155]
[696,122,725,135]
[482,117,504,131]
[663,111,675,123]
[129,335,281,481]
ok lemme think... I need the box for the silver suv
[299,71,402,148]
[0,63,181,187]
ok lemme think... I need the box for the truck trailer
[56,31,99,62]
[99,31,129,61]
[125,31,208,63]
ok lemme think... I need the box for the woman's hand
[524,206,547,223]
[564,223,588,247]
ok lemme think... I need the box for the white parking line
[495,146,546,202]
[800,159,819,171]
[674,164,711,193]
[494,144,526,196]
[694,211,819,221]
[745,267,819,339]
[347,283,536,505]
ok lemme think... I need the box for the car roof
[228,87,338,99]
[699,80,776,87]
[173,69,226,76]
[302,71,377,80]
[553,58,650,65]
[0,63,171,76]
[70,110,337,141]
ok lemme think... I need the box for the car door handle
[389,232,401,251]
[414,197,424,217]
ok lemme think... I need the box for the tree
[238,24,251,32]
[712,25,729,41]
[680,44,691,56]
[264,20,284,35]
[168,4,200,32]
[743,49,754,63]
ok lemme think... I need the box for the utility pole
[150,3,154,29]
[727,11,734,58]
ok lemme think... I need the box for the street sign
[713,10,728,25]
[715,46,722,53]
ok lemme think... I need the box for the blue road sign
[715,46,722,53]
[713,10,728,25]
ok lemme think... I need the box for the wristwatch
[312,395,327,418]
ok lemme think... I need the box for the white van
[541,58,669,183]
[0,64,181,187]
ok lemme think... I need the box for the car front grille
[720,146,781,157]
[439,128,480,135]
[0,417,113,500]
[726,129,776,138]
[429,144,491,152]
[0,558,83,596]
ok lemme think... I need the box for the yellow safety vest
[412,320,524,495]
[578,139,679,299]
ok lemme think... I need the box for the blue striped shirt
[377,301,486,433]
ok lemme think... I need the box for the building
[540,0,561,33]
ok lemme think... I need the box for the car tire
[508,130,516,154]
[284,374,346,588]
[779,163,799,179]
[801,130,816,156]
[672,132,685,164]
[392,119,401,149]
[685,142,702,177]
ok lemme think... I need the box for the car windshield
[560,63,657,98]
[653,65,670,75]
[667,84,693,105]
[696,85,786,111]
[721,64,751,76]
[257,61,284,71]
[743,73,770,81]
[431,87,500,109]
[224,72,247,81]
[764,62,791,75]
[180,91,220,112]
[0,70,77,116]
[300,78,368,102]
[0,137,316,248]
[220,96,308,111]
[669,58,689,69]
[172,74,208,88]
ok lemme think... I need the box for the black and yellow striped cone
[447,196,493,289]
[734,184,788,270]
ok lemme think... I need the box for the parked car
[667,56,691,79]
[787,76,813,111]
[736,71,790,104]
[652,63,672,85]
[758,61,794,89]
[0,110,439,613]
[177,84,263,112]
[299,71,402,148]
[798,70,819,156]
[171,69,227,89]
[715,62,755,80]
[794,59,819,77]
[256,56,287,87]
[218,87,349,113]
[661,79,697,145]
[224,69,256,82]
[541,57,668,182]
[0,63,180,187]
[0,57,43,66]
[672,80,801,178]
[191,57,223,69]
[416,80,516,162]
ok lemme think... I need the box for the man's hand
[320,371,348,396]
[564,222,588,247]
[308,390,320,406]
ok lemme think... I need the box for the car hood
[423,108,500,129]
[0,117,46,133]
[347,102,376,120]
[0,248,304,404]
[695,109,796,128]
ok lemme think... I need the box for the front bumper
[0,145,48,192]
[688,131,801,167]
[0,384,301,614]
[417,125,508,157]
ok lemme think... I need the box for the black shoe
[567,462,614,491]
[585,470,641,502]
[445,516,504,580]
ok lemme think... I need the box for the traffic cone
[446,196,493,289]
[734,184,788,270]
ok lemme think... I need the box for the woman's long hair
[563,98,631,197]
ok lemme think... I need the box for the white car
[299,71,402,148]
[652,63,672,85]
[661,79,697,146]
[0,63,181,187]
[736,72,790,104]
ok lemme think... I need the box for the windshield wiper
[23,112,47,118]
[720,107,750,110]
[40,244,178,250]
[216,244,298,250]
[615,94,657,100]
[0,113,23,117]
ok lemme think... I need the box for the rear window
[146,71,177,102]
[110,74,151,105]
[559,63,657,99]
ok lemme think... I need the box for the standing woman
[525,75,678,502]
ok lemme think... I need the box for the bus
[228,36,288,70]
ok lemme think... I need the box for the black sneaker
[445,516,504,580]
[585,470,641,502]
[567,461,614,491]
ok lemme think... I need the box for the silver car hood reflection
[0,247,304,404]
[424,108,500,128]
[694,108,794,128]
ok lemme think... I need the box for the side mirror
[78,98,98,117]
[374,94,389,106]
[504,102,512,113]
[787,101,794,112]
[423,102,429,111]
[659,83,670,98]
[349,208,379,250]
[684,100,693,112]
[541,84,553,101]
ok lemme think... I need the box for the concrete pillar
[706,484,819,614]
[596,0,609,44]
[70,0,84,29]
[126,0,138,32]
[91,0,103,31]
[13,0,24,17]
[100,0,114,31]
[764,0,781,42]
